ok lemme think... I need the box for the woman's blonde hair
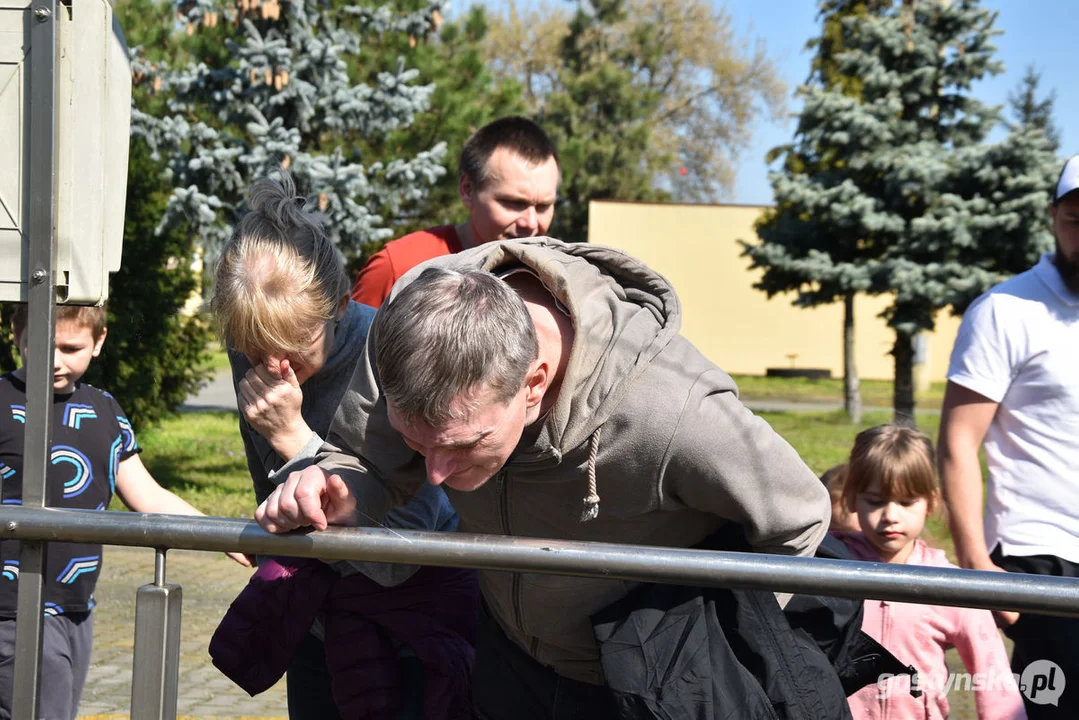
[211,174,348,360]
[842,424,939,513]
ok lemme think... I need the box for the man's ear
[523,359,550,410]
[92,327,108,357]
[336,294,349,320]
[459,173,475,210]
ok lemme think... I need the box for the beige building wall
[588,200,963,383]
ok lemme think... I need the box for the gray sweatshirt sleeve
[662,368,830,559]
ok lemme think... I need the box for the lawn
[733,374,946,409]
[112,411,257,519]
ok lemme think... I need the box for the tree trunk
[892,330,916,426]
[843,293,862,424]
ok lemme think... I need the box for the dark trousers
[992,546,1079,719]
[0,612,94,720]
[472,604,618,720]
[286,631,424,720]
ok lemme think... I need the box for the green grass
[733,374,946,409]
[111,411,256,519]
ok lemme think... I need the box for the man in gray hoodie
[256,238,832,717]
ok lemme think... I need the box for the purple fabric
[209,557,336,696]
[210,558,478,719]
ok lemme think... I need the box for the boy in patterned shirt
[0,304,249,720]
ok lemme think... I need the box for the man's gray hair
[373,266,539,426]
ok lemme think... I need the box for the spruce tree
[747,0,889,424]
[542,0,669,244]
[744,0,1054,424]
[134,0,451,262]
[1007,65,1060,154]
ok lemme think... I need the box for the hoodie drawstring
[581,427,602,522]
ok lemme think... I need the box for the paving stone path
[77,545,286,720]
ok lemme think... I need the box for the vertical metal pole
[131,549,181,720]
[12,0,58,717]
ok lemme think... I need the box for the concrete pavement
[178,370,238,414]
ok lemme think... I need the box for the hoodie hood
[416,237,682,456]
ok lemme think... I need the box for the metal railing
[5,504,1079,719]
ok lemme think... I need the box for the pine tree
[743,0,1054,424]
[484,0,784,237]
[542,0,670,243]
[134,0,451,263]
[1007,64,1060,154]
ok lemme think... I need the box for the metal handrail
[7,504,1079,718]
[5,505,1079,617]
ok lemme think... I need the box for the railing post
[130,548,181,720]
[11,0,58,717]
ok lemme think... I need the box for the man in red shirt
[351,117,561,308]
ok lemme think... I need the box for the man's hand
[964,555,1020,627]
[255,465,357,533]
[238,358,311,459]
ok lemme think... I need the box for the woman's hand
[238,358,312,461]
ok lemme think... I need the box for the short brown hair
[11,304,107,342]
[212,175,349,361]
[842,425,938,512]
[373,266,538,426]
[459,116,559,189]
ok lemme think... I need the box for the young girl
[833,425,1026,720]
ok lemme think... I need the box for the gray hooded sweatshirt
[287,238,831,684]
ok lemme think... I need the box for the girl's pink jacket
[832,532,1027,720]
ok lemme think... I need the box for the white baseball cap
[1054,155,1079,202]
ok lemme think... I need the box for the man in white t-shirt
[939,154,1079,718]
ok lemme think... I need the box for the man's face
[460,147,559,245]
[1050,193,1079,294]
[388,384,529,492]
[18,320,105,393]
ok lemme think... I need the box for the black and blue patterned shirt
[0,373,139,617]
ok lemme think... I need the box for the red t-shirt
[350,225,463,308]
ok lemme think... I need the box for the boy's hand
[238,358,311,459]
[255,465,357,533]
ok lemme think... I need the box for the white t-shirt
[947,253,1079,563]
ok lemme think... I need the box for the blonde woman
[211,176,474,719]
